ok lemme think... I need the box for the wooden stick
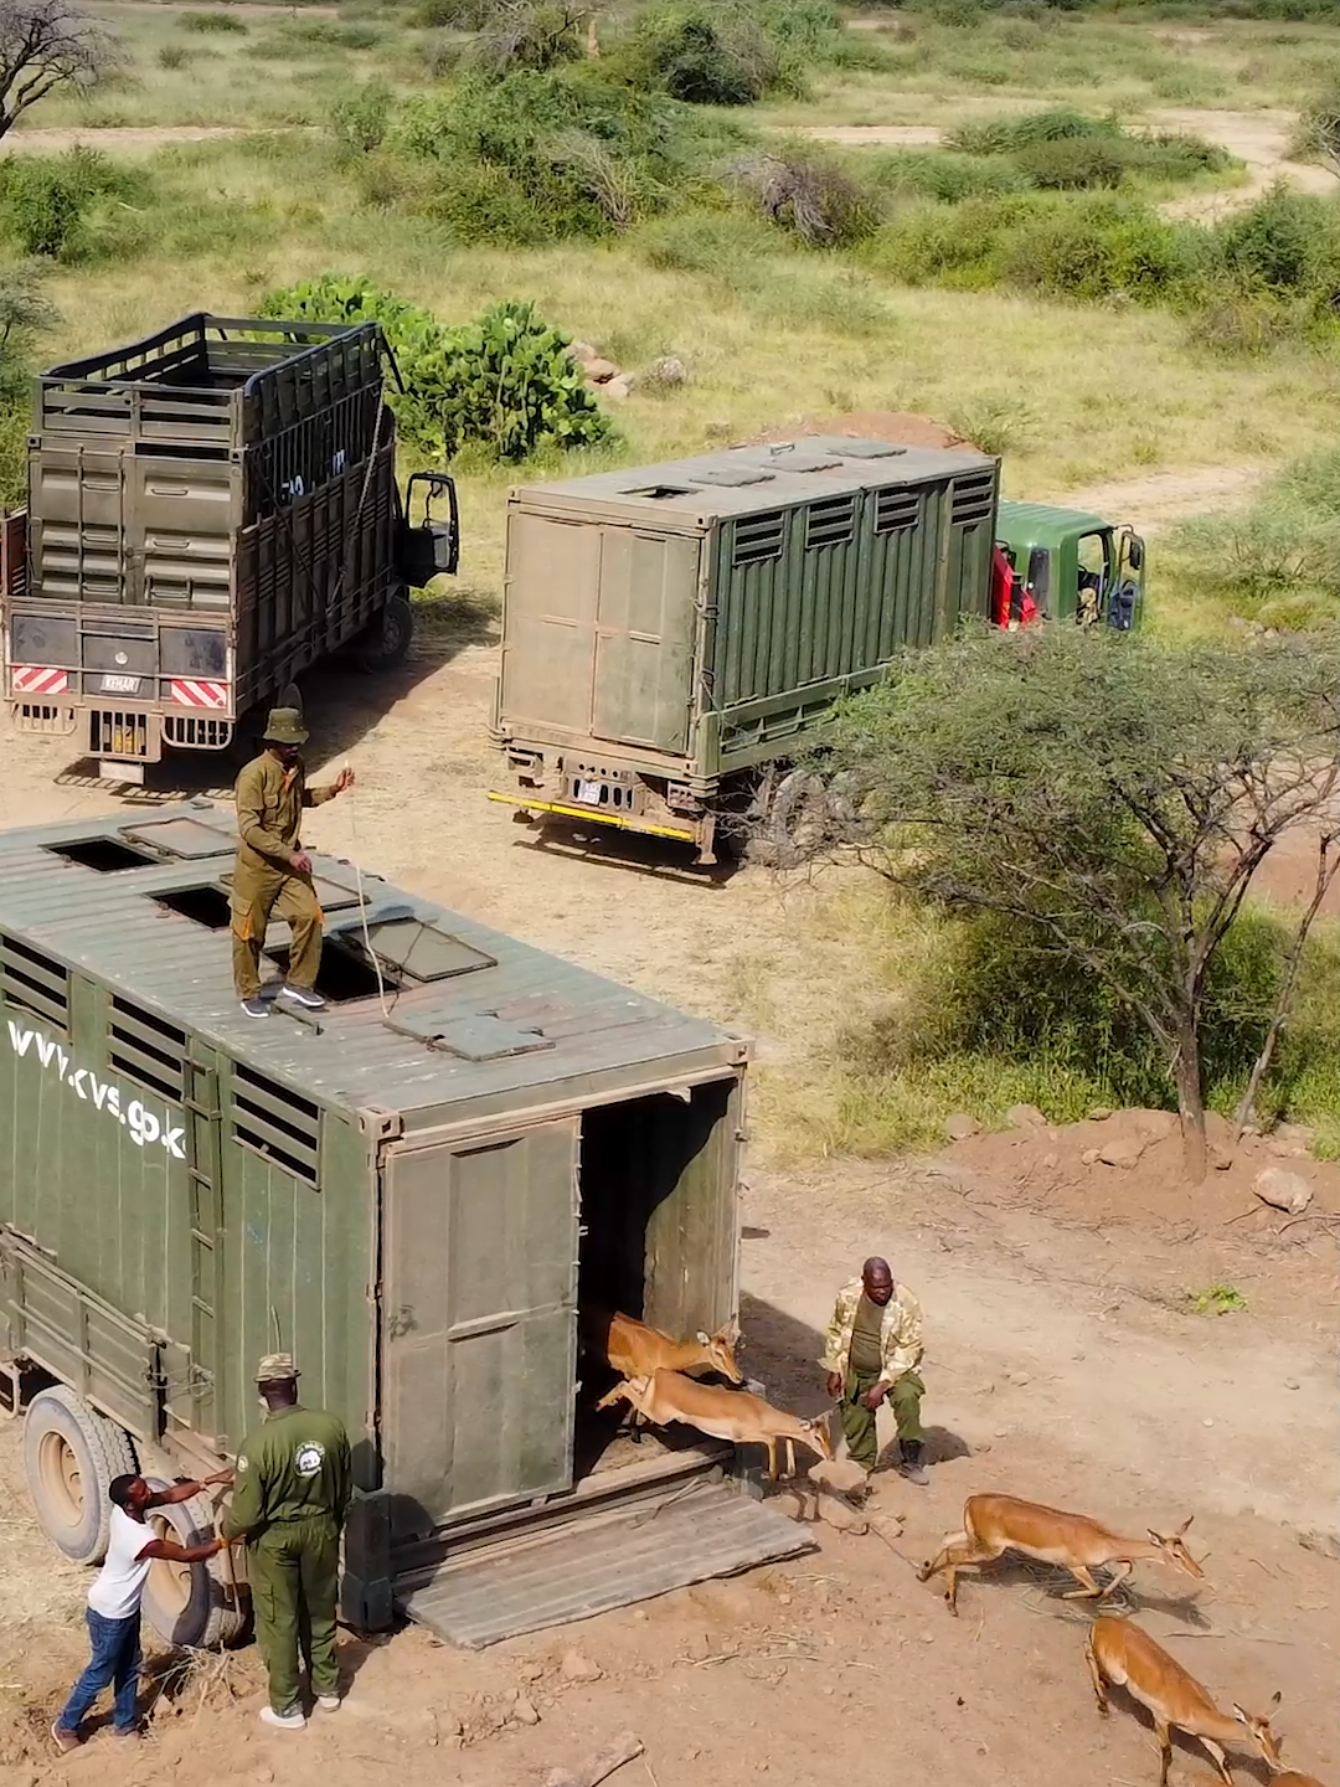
[542,1732,645,1787]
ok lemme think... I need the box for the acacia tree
[799,625,1340,1182]
[0,0,109,141]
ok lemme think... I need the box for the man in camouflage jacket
[820,1257,929,1484]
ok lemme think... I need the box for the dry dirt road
[1,599,1338,1787]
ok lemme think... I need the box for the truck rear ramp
[398,1474,812,1649]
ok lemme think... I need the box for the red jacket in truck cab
[992,544,1039,629]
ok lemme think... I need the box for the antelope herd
[583,1306,1329,1787]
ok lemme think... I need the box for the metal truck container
[490,435,1000,861]
[0,804,806,1649]
[2,314,458,781]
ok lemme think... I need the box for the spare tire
[23,1386,138,1565]
[140,1480,248,1650]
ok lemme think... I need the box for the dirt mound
[742,409,972,452]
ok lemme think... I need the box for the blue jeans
[56,1608,142,1735]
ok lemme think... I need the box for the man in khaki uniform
[221,1355,353,1731]
[821,1256,929,1485]
[231,708,353,1019]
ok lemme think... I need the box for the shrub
[156,43,191,70]
[177,9,248,31]
[1000,193,1191,303]
[626,2,782,106]
[634,208,778,275]
[949,107,1108,156]
[330,81,393,155]
[731,149,881,247]
[867,147,1026,204]
[3,161,91,258]
[411,0,493,25]
[1013,133,1127,189]
[259,277,613,462]
[467,0,586,75]
[1214,184,1340,299]
[947,394,1035,455]
[0,263,57,506]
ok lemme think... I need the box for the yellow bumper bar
[487,790,698,845]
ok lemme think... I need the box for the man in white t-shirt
[52,1468,232,1751]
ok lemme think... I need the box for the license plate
[99,673,140,694]
[574,779,604,806]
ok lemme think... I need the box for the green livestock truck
[1,313,459,783]
[490,435,1002,863]
[0,804,807,1649]
[488,438,1147,865]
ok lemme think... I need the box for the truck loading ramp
[398,1477,812,1648]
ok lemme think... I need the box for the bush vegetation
[259,275,613,462]
[0,262,57,507]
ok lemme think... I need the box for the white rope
[343,770,392,1021]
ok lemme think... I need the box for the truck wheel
[356,593,414,673]
[140,1481,248,1650]
[23,1386,138,1565]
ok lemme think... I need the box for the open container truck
[489,435,1001,862]
[1,313,459,782]
[0,803,807,1649]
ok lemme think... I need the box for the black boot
[897,1438,929,1486]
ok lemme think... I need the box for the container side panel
[590,530,697,752]
[499,514,601,735]
[382,1120,579,1538]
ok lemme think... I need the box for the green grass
[1186,1283,1249,1315]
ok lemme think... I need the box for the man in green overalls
[821,1256,929,1485]
[231,708,354,1019]
[222,1354,353,1730]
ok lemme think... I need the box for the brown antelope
[596,1370,834,1480]
[1086,1616,1283,1787]
[582,1308,744,1385]
[918,1493,1203,1614]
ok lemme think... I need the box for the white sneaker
[316,1695,341,1712]
[260,1706,306,1731]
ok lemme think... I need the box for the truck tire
[23,1386,138,1565]
[356,593,414,673]
[140,1480,248,1650]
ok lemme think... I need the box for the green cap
[256,1352,300,1383]
[263,708,308,745]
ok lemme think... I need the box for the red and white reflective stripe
[11,664,69,696]
[170,679,229,710]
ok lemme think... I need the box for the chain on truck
[0,313,459,783]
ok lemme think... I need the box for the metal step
[398,1476,812,1648]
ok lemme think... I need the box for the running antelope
[596,1370,834,1480]
[1086,1615,1282,1787]
[583,1308,744,1384]
[918,1494,1203,1614]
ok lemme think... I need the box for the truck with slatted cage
[1,313,459,782]
[490,436,1001,864]
[0,803,810,1651]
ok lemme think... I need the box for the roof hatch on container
[692,466,776,488]
[340,916,498,983]
[815,439,909,460]
[391,1010,554,1062]
[45,835,158,873]
[123,816,237,859]
[621,484,700,500]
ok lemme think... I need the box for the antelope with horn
[1086,1615,1282,1787]
[918,1493,1203,1613]
[596,1369,834,1480]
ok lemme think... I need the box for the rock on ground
[1253,1167,1314,1214]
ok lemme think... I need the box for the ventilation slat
[108,995,187,1102]
[804,496,856,551]
[0,934,70,1031]
[951,474,996,526]
[732,510,785,568]
[230,1064,320,1186]
[875,488,921,535]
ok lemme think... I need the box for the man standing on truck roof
[231,708,354,1020]
[52,1469,233,1752]
[221,1354,353,1731]
[821,1257,930,1486]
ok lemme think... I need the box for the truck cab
[994,500,1145,632]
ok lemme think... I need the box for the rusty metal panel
[399,1479,812,1647]
[382,1120,579,1537]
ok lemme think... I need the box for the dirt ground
[1,573,1338,1787]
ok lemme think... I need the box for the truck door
[380,1119,579,1538]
